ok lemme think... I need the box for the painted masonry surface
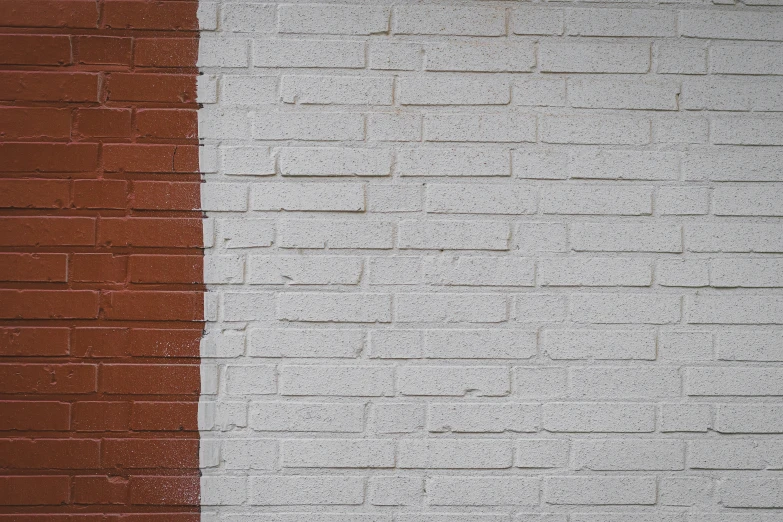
[1,0,783,520]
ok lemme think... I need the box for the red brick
[0,217,95,246]
[72,401,130,432]
[0,438,100,469]
[0,516,107,522]
[0,476,70,505]
[73,475,128,505]
[0,143,98,172]
[0,0,99,28]
[128,328,201,358]
[0,253,68,282]
[70,253,127,283]
[102,438,199,469]
[108,516,199,522]
[98,218,202,248]
[131,181,200,210]
[101,364,199,395]
[0,290,100,319]
[73,179,128,209]
[0,401,70,431]
[129,255,202,284]
[0,108,71,140]
[74,108,132,138]
[134,38,198,68]
[0,72,99,102]
[103,1,198,31]
[135,109,197,140]
[71,328,129,358]
[0,34,71,65]
[103,291,203,321]
[75,36,131,65]
[0,179,70,208]
[0,364,97,394]
[0,327,70,357]
[106,73,196,103]
[103,144,198,173]
[130,401,198,431]
[129,475,199,505]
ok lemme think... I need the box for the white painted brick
[398,76,510,105]
[516,439,569,468]
[427,476,540,506]
[720,478,783,508]
[249,255,363,285]
[198,38,249,68]
[716,403,783,433]
[280,365,394,396]
[544,402,656,433]
[657,259,709,288]
[539,257,652,287]
[369,42,421,71]
[221,76,276,105]
[394,6,506,36]
[515,367,568,399]
[278,4,389,35]
[568,150,678,180]
[369,330,422,359]
[398,148,510,177]
[221,515,390,522]
[254,113,363,141]
[569,367,681,398]
[655,115,709,143]
[682,78,783,112]
[712,117,783,146]
[658,331,713,361]
[516,294,567,322]
[542,115,650,145]
[541,185,652,216]
[573,439,684,470]
[427,184,536,215]
[514,149,568,180]
[690,515,783,522]
[685,295,783,324]
[223,292,275,321]
[249,476,364,505]
[514,78,566,107]
[686,223,783,253]
[398,220,510,250]
[398,439,512,468]
[201,183,247,211]
[281,439,394,468]
[517,223,568,253]
[222,439,276,470]
[713,184,783,217]
[567,77,679,110]
[544,476,656,505]
[198,2,217,31]
[542,329,656,360]
[395,293,508,323]
[281,76,392,105]
[201,476,246,506]
[373,403,425,433]
[249,402,364,432]
[277,293,391,323]
[204,255,244,285]
[279,220,394,249]
[571,223,682,253]
[717,330,783,361]
[424,329,536,359]
[423,256,535,287]
[250,183,365,212]
[201,329,245,358]
[570,292,681,324]
[425,42,534,72]
[397,366,510,396]
[680,11,783,41]
[367,185,423,213]
[197,74,218,104]
[253,39,364,68]
[369,476,422,506]
[539,42,650,73]
[225,365,276,395]
[425,113,536,143]
[199,107,251,139]
[221,146,275,176]
[689,439,767,469]
[571,515,682,522]
[686,367,783,396]
[222,3,275,33]
[248,329,363,358]
[219,218,274,249]
[660,403,712,432]
[398,516,506,522]
[369,257,422,286]
[511,7,564,35]
[429,403,539,433]
[567,9,675,36]
[367,113,421,142]
[657,187,709,215]
[280,148,391,177]
[711,44,783,75]
[712,258,783,287]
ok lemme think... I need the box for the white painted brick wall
[198,1,783,519]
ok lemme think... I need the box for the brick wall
[199,1,783,520]
[0,1,203,518]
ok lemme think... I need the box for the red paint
[0,0,202,517]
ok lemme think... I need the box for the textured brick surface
[0,1,202,518]
[199,1,783,520]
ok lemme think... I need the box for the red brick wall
[0,1,203,518]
